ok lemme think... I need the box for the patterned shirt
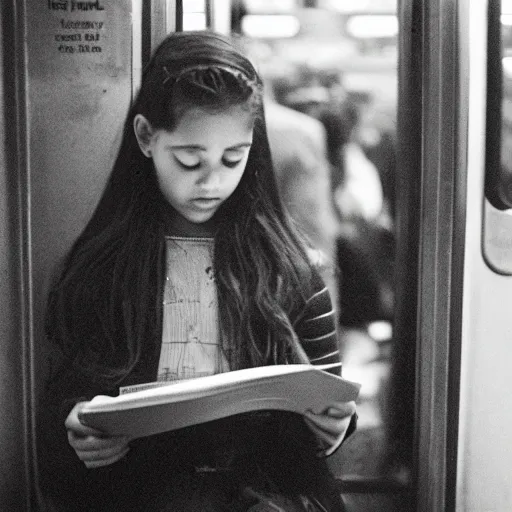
[157,236,340,384]
[158,237,228,382]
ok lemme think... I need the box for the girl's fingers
[303,416,338,445]
[303,410,352,436]
[65,402,105,438]
[324,401,357,418]
[323,436,345,457]
[65,415,103,437]
[303,416,349,457]
[83,447,131,469]
[77,442,130,463]
[67,431,129,452]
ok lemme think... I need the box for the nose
[197,166,221,189]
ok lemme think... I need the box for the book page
[79,364,360,438]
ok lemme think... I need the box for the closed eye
[222,148,249,168]
[173,155,201,170]
[222,158,243,169]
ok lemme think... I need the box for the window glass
[183,0,208,30]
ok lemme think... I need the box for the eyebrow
[166,142,252,151]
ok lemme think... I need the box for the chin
[186,212,215,224]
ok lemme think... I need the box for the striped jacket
[37,268,354,511]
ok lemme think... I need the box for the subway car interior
[1,0,512,510]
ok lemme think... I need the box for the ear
[133,114,154,158]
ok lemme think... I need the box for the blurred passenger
[318,96,385,224]
[265,98,340,306]
[283,85,331,119]
[360,129,397,221]
[316,97,394,328]
[335,140,384,223]
[282,83,385,224]
[239,40,341,307]
[352,93,397,222]
[316,104,353,195]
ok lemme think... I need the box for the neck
[162,207,216,237]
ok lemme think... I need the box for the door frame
[399,0,468,510]
[0,0,36,508]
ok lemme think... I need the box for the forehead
[162,106,254,146]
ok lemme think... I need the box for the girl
[37,31,356,512]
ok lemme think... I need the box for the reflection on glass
[502,4,512,206]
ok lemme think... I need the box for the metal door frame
[399,0,468,510]
[0,0,35,508]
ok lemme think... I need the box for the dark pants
[39,412,347,511]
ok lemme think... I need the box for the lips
[191,198,221,209]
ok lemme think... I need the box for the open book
[78,363,361,438]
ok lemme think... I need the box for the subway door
[456,0,512,511]
[0,0,142,509]
[0,3,34,509]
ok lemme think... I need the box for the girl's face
[137,106,254,233]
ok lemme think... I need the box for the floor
[327,323,415,511]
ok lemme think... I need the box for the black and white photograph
[0,1,511,511]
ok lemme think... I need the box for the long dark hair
[46,31,316,387]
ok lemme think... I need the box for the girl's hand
[303,401,357,456]
[65,401,131,469]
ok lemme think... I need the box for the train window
[483,0,512,274]
[183,0,208,30]
[501,1,512,202]
[239,0,301,38]
[241,14,301,39]
[345,15,398,40]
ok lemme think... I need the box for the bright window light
[502,14,512,26]
[503,0,512,15]
[503,57,512,78]
[183,12,207,31]
[242,14,300,39]
[183,0,205,12]
[346,15,398,39]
